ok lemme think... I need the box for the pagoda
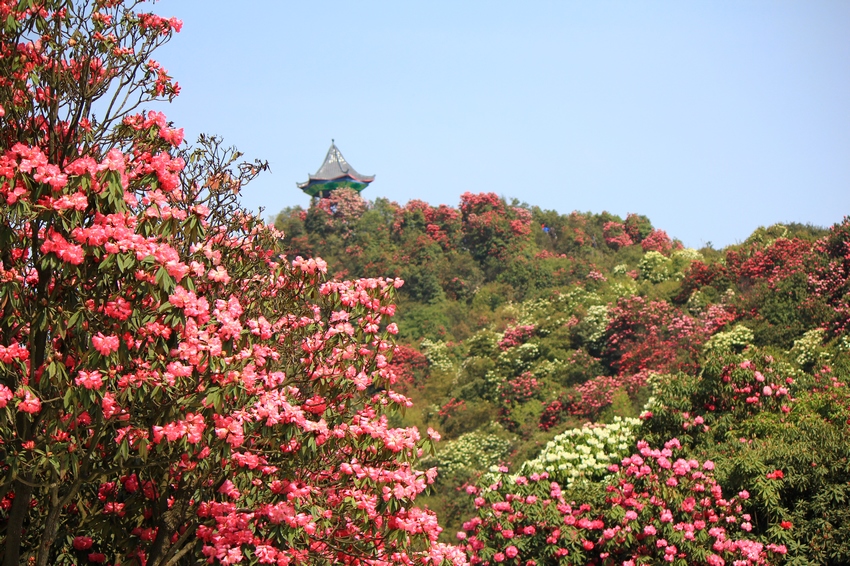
[297,141,374,198]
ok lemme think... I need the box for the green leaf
[99,254,116,271]
[155,267,174,292]
[67,310,83,329]
[33,309,48,332]
[63,387,74,409]
[117,253,132,273]
[118,439,130,461]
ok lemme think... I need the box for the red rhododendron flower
[73,537,93,551]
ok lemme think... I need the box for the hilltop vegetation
[276,189,850,565]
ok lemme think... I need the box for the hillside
[276,189,850,563]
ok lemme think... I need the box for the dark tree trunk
[2,479,34,566]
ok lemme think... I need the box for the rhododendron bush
[639,349,850,565]
[0,2,464,565]
[460,439,787,565]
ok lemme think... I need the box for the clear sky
[155,1,850,249]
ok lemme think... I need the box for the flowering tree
[308,187,369,237]
[602,221,633,250]
[605,297,736,376]
[623,213,653,244]
[640,229,676,254]
[392,200,463,252]
[0,2,465,565]
[459,193,532,262]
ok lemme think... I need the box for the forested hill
[276,191,684,339]
[275,189,850,562]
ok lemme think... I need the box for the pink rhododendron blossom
[0,385,13,408]
[16,390,42,414]
[92,333,120,355]
[75,370,105,390]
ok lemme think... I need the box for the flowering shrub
[675,260,731,304]
[703,356,795,418]
[672,248,704,263]
[567,373,650,418]
[606,297,736,376]
[539,399,568,431]
[603,221,634,250]
[790,328,828,368]
[312,187,368,233]
[723,237,822,347]
[702,324,755,356]
[460,439,786,565]
[521,417,640,484]
[574,305,610,349]
[393,200,463,251]
[459,193,533,262]
[639,251,673,283]
[497,372,544,432]
[638,345,850,565]
[0,2,464,565]
[422,339,458,373]
[389,344,431,389]
[807,217,850,334]
[498,372,541,405]
[623,213,654,243]
[423,425,513,481]
[499,325,536,350]
[496,343,542,375]
[641,229,677,254]
[729,237,811,289]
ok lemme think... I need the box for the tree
[0,1,464,565]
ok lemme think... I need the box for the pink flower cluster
[641,229,678,254]
[710,358,795,415]
[566,371,649,417]
[603,221,634,250]
[498,325,536,350]
[460,439,787,565]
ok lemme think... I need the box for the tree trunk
[2,478,34,566]
[35,484,73,566]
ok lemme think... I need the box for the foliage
[422,423,513,486]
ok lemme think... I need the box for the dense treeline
[276,189,850,565]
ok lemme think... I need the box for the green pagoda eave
[299,179,370,198]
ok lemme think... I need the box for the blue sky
[156,1,850,249]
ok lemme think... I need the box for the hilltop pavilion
[297,141,374,198]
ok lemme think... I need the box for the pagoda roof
[297,142,374,196]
